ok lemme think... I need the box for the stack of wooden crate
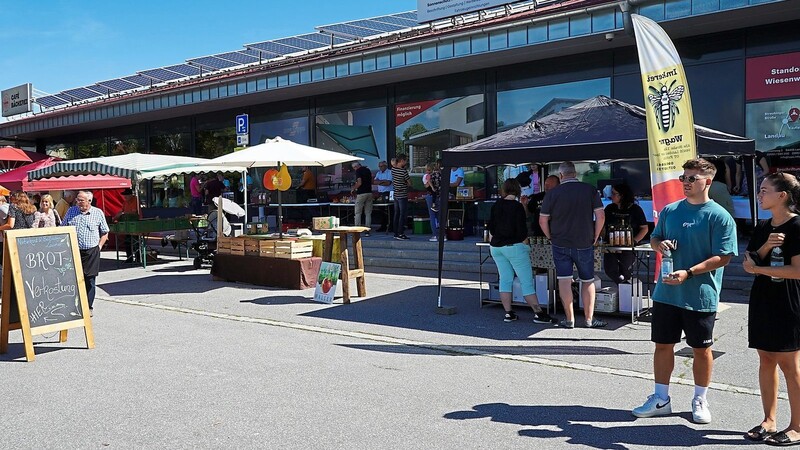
[217,237,233,254]
[273,240,313,259]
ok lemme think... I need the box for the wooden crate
[229,238,246,256]
[243,238,261,256]
[217,237,233,254]
[273,240,313,259]
[258,240,276,257]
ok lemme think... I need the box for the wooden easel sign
[0,227,94,362]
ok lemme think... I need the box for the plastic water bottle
[771,247,784,282]
[660,248,673,281]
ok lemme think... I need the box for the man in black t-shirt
[527,175,560,236]
[351,162,373,236]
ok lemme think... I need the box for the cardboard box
[535,273,552,310]
[489,277,528,305]
[595,288,619,313]
[619,278,644,313]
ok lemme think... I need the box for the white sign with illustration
[313,262,341,304]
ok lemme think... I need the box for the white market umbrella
[207,136,362,168]
[202,136,362,237]
[212,196,245,217]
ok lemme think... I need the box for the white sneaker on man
[691,396,711,424]
[429,236,438,242]
[632,394,671,418]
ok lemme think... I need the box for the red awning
[0,157,59,191]
[23,174,131,191]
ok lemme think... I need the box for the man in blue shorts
[632,158,737,424]
[539,161,606,329]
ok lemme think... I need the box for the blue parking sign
[235,114,248,134]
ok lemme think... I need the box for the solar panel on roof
[139,68,185,82]
[96,78,140,91]
[274,37,327,50]
[294,32,352,45]
[214,51,259,64]
[248,41,305,55]
[61,87,103,101]
[188,56,240,70]
[122,75,153,87]
[36,96,70,108]
[349,19,407,33]
[318,23,381,39]
[89,84,115,94]
[164,64,201,77]
[394,11,418,20]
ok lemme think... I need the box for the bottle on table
[771,246,784,282]
[607,224,616,246]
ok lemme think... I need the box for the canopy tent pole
[277,161,283,239]
[242,170,248,225]
[435,164,455,315]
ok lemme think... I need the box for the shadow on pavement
[303,286,633,341]
[338,343,638,356]
[445,403,747,449]
[241,296,313,306]
[0,342,83,362]
[100,274,229,295]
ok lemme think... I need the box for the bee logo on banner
[648,81,685,132]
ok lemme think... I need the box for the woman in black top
[602,183,649,283]
[6,191,37,229]
[488,179,554,324]
[742,172,800,444]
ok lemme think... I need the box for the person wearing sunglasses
[633,158,737,425]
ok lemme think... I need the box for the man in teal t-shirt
[632,158,737,426]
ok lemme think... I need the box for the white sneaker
[429,236,438,242]
[632,394,672,418]
[691,396,711,424]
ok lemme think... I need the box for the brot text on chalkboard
[0,227,95,362]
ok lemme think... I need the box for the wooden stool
[321,227,369,303]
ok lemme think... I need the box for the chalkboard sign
[1,227,94,362]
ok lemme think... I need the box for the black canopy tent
[434,95,756,311]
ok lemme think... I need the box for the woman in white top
[34,194,61,228]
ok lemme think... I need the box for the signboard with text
[1,83,32,117]
[746,52,800,101]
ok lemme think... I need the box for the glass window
[592,10,615,31]
[209,87,219,99]
[218,85,229,98]
[489,31,508,50]
[549,18,569,40]
[377,53,391,70]
[454,37,471,56]
[438,40,454,58]
[195,111,237,159]
[74,135,108,159]
[406,47,421,65]
[277,74,289,87]
[336,62,349,77]
[395,95,486,197]
[288,71,300,85]
[391,50,405,67]
[508,27,527,47]
[268,77,278,89]
[324,64,336,79]
[665,0,692,19]
[45,142,72,160]
[421,44,437,62]
[363,55,377,72]
[300,69,312,83]
[569,15,591,36]
[312,66,324,81]
[109,125,146,155]
[237,82,246,93]
[471,34,489,53]
[149,117,191,156]
[247,80,256,92]
[175,93,185,106]
[639,3,665,21]
[315,106,387,200]
[496,78,610,130]
[528,23,547,43]
[349,59,362,74]
[257,78,267,90]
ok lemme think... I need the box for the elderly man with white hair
[61,191,109,316]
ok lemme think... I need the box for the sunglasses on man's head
[678,175,706,183]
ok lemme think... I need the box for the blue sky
[0,0,417,95]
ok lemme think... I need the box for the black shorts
[651,301,716,348]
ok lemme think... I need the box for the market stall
[436,95,756,311]
[201,137,368,294]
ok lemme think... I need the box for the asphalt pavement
[0,252,786,449]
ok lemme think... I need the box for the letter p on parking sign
[235,114,249,135]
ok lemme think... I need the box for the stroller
[191,210,231,269]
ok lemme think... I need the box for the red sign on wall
[746,52,800,101]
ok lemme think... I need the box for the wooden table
[319,226,369,303]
